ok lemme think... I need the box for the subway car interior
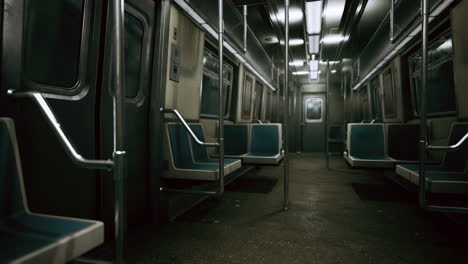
[2,0,468,263]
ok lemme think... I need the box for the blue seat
[0,118,103,263]
[165,123,232,180]
[395,122,468,193]
[242,124,284,165]
[225,124,250,157]
[345,123,394,168]
[189,124,242,172]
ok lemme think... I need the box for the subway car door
[3,0,104,219]
[301,94,326,152]
[100,0,156,234]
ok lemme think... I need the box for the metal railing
[418,0,468,214]
[161,108,219,147]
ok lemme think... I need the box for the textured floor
[109,154,468,263]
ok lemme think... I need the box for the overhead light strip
[173,0,277,91]
[352,0,453,90]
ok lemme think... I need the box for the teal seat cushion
[443,123,468,171]
[248,125,280,156]
[225,125,249,155]
[189,124,238,165]
[0,213,95,263]
[349,125,386,159]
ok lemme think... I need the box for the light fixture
[289,60,305,67]
[286,39,305,46]
[321,34,348,45]
[309,60,319,71]
[274,7,303,24]
[331,69,337,74]
[309,71,319,80]
[292,71,310,75]
[320,60,340,65]
[305,1,322,35]
[308,35,320,54]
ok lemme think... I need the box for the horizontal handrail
[427,132,468,152]
[160,108,219,147]
[7,90,114,171]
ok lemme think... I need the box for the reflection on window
[24,0,85,87]
[409,30,456,116]
[200,49,234,117]
[125,13,144,98]
[304,97,323,123]
[242,73,254,119]
[253,83,263,121]
[370,77,382,120]
[382,68,396,118]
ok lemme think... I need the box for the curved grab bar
[427,132,468,152]
[160,108,219,147]
[7,90,114,170]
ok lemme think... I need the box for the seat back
[189,124,210,162]
[442,122,468,171]
[166,123,196,169]
[249,124,282,156]
[386,123,419,160]
[225,124,249,155]
[0,118,27,218]
[328,124,345,142]
[348,124,386,159]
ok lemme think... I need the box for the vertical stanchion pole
[112,0,126,263]
[218,0,225,196]
[243,5,248,53]
[283,0,290,211]
[418,0,428,208]
[325,61,330,170]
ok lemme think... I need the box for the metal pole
[390,0,395,42]
[418,0,428,210]
[283,0,290,211]
[112,0,126,263]
[218,0,225,197]
[243,5,248,53]
[325,61,330,169]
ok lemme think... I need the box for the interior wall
[164,5,204,120]
[452,0,468,120]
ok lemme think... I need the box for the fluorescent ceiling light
[289,60,305,67]
[275,7,303,24]
[309,71,319,80]
[309,60,319,71]
[305,1,322,35]
[321,34,348,45]
[319,60,340,65]
[331,69,337,73]
[308,35,320,54]
[288,39,305,46]
[292,71,310,75]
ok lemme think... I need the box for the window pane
[124,13,144,98]
[253,83,263,121]
[382,70,396,117]
[305,98,322,122]
[242,74,254,118]
[370,77,382,120]
[24,0,84,87]
[200,50,233,117]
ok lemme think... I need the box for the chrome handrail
[7,90,114,171]
[427,133,468,152]
[160,108,219,147]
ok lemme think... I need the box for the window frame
[199,48,235,119]
[303,96,324,123]
[253,81,263,121]
[369,76,382,121]
[381,66,398,118]
[241,71,255,120]
[408,28,457,117]
[22,0,93,99]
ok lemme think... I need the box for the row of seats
[395,122,468,194]
[164,123,284,180]
[0,118,104,263]
[344,123,420,168]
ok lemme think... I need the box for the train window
[200,49,234,118]
[382,68,397,118]
[304,97,323,123]
[24,0,85,88]
[253,82,263,121]
[264,90,272,121]
[241,72,254,119]
[360,86,370,121]
[408,31,456,116]
[370,77,382,120]
[125,13,144,98]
